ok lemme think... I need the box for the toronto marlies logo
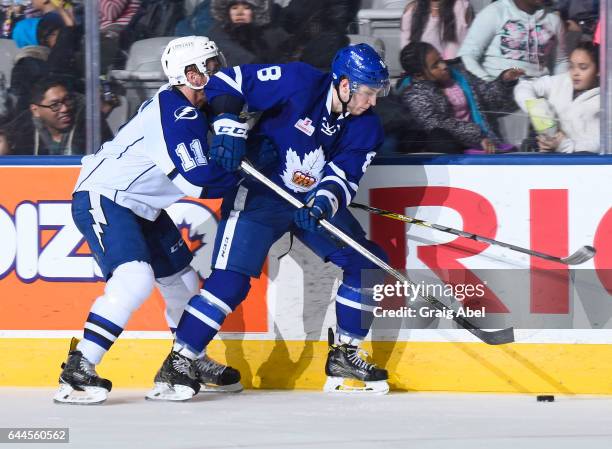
[174,106,199,121]
[166,200,219,280]
[281,147,326,193]
[320,117,340,136]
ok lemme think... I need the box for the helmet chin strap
[334,78,352,116]
[184,78,206,91]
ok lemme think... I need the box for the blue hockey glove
[294,194,334,233]
[211,113,249,171]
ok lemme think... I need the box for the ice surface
[1,388,612,449]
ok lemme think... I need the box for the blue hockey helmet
[331,43,390,97]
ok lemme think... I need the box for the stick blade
[561,246,596,265]
[469,326,515,345]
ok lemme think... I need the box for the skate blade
[145,382,196,401]
[324,377,389,395]
[53,383,108,405]
[199,382,244,393]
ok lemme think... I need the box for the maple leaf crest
[281,146,326,193]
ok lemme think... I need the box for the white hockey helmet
[161,36,225,90]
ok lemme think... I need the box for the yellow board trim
[1,338,611,394]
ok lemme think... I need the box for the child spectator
[399,41,522,153]
[458,0,568,80]
[400,0,473,60]
[208,0,289,65]
[514,42,600,153]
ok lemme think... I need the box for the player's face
[569,49,598,91]
[229,3,253,24]
[423,49,451,84]
[347,85,379,115]
[31,86,74,132]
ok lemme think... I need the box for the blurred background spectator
[514,42,600,153]
[400,0,473,60]
[0,128,9,154]
[458,0,568,80]
[99,0,140,73]
[399,41,522,153]
[1,78,111,155]
[207,0,288,65]
[175,0,214,37]
[10,8,82,114]
[553,0,599,46]
[1,0,28,39]
[275,0,360,68]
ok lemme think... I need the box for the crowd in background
[0,0,603,156]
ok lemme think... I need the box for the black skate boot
[53,338,112,405]
[324,328,389,395]
[145,350,201,401]
[193,354,243,393]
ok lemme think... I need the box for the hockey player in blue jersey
[54,36,244,404]
[152,43,393,396]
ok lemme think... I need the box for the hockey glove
[211,113,249,171]
[294,194,334,233]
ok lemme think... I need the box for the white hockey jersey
[74,84,238,220]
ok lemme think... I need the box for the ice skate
[145,351,201,401]
[323,329,389,395]
[53,338,112,405]
[193,354,243,393]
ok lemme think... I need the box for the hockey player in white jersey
[151,44,393,396]
[54,36,244,405]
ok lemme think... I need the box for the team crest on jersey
[294,117,315,136]
[174,106,199,121]
[281,147,326,193]
[321,117,340,136]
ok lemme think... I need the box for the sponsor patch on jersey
[174,106,199,121]
[294,117,315,136]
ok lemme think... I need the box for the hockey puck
[536,395,555,402]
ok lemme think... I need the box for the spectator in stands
[458,0,568,81]
[175,0,215,37]
[208,0,289,65]
[276,0,360,68]
[554,0,599,42]
[2,78,112,155]
[10,9,82,114]
[399,41,523,153]
[0,129,9,155]
[514,42,600,153]
[400,0,473,60]
[100,0,141,73]
[1,1,27,39]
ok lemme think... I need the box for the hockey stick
[240,161,514,345]
[350,202,595,266]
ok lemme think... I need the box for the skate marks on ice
[6,389,612,449]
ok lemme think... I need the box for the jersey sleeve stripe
[315,190,339,216]
[172,173,204,198]
[328,161,359,191]
[320,175,353,206]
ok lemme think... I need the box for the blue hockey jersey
[205,62,384,213]
[74,84,238,220]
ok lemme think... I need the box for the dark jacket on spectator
[10,13,82,114]
[208,0,289,65]
[400,65,517,148]
[3,97,111,155]
[276,0,360,67]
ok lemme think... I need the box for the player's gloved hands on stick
[294,194,334,233]
[210,113,248,171]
